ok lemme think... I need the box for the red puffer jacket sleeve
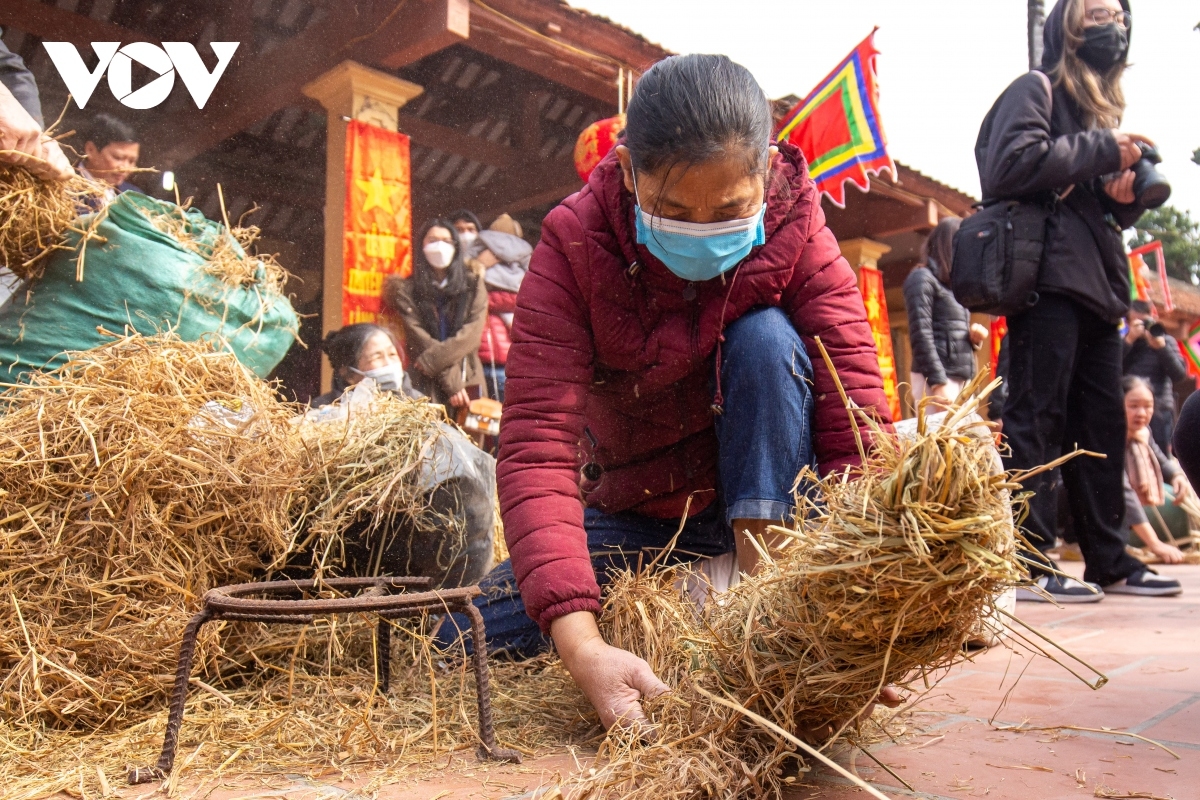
[496,206,599,632]
[782,194,892,473]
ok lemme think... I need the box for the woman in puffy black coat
[978,0,1178,601]
[903,218,983,405]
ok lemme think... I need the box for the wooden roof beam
[398,111,516,169]
[0,0,154,45]
[142,0,469,168]
[825,195,939,242]
[463,0,665,105]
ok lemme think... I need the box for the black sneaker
[1016,575,1104,603]
[1104,569,1183,597]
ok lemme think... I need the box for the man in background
[1124,300,1187,453]
[78,113,140,201]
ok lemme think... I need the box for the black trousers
[1001,293,1142,586]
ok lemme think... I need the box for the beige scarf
[1126,427,1164,508]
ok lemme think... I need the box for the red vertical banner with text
[858,265,900,421]
[343,120,412,326]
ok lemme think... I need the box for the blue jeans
[435,307,816,657]
[482,364,506,403]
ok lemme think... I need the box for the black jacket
[0,39,43,126]
[903,264,976,385]
[1124,335,1187,413]
[974,0,1142,324]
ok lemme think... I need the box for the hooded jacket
[903,263,976,385]
[477,229,533,366]
[497,142,891,631]
[975,0,1141,323]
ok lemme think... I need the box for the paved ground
[129,562,1198,800]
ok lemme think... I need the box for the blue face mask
[633,168,766,282]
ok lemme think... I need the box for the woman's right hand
[448,388,471,408]
[551,610,669,730]
[1114,132,1155,170]
[1149,540,1185,565]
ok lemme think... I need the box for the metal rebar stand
[128,576,521,784]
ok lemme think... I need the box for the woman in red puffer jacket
[436,54,894,730]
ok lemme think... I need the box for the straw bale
[555,376,1029,799]
[0,334,308,729]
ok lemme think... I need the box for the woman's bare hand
[1104,170,1136,204]
[969,323,989,348]
[448,388,471,408]
[552,611,669,730]
[1149,540,1185,565]
[0,84,74,181]
[1171,475,1192,504]
[1114,132,1154,170]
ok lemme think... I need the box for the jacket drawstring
[711,266,745,415]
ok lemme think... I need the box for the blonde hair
[1048,0,1127,129]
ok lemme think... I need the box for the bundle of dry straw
[0,334,310,730]
[0,165,107,279]
[558,374,1035,800]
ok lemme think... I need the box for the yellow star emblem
[355,168,395,215]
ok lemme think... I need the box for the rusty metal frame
[129,576,521,783]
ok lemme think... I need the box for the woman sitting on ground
[1123,375,1193,567]
[385,220,488,413]
[435,53,899,729]
[311,323,422,407]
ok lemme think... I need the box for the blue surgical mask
[632,167,766,282]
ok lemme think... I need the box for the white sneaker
[1015,575,1104,603]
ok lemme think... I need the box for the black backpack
[951,72,1065,317]
[950,198,1053,316]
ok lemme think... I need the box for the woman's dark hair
[921,217,962,285]
[86,113,138,149]
[322,323,394,372]
[625,54,772,178]
[1122,374,1153,397]
[448,209,483,232]
[414,218,468,301]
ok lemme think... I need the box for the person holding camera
[1123,300,1187,453]
[978,0,1181,602]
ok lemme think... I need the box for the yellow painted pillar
[838,237,892,274]
[303,61,424,392]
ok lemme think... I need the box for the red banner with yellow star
[343,120,412,326]
[858,265,900,420]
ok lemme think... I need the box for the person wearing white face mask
[384,219,489,412]
[311,323,422,408]
[448,209,486,264]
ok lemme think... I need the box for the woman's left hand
[1171,474,1192,504]
[1104,170,1136,204]
[969,323,989,348]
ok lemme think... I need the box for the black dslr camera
[1132,142,1171,209]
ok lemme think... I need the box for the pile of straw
[144,198,289,294]
[558,376,1033,800]
[289,389,470,581]
[0,334,308,728]
[0,165,107,280]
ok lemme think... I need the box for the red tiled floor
[114,563,1199,800]
[791,561,1200,800]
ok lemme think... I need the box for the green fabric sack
[0,192,298,381]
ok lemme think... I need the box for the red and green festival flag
[776,29,896,207]
[1182,320,1200,381]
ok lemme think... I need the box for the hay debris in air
[0,165,108,279]
[142,194,290,294]
[556,374,1087,800]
